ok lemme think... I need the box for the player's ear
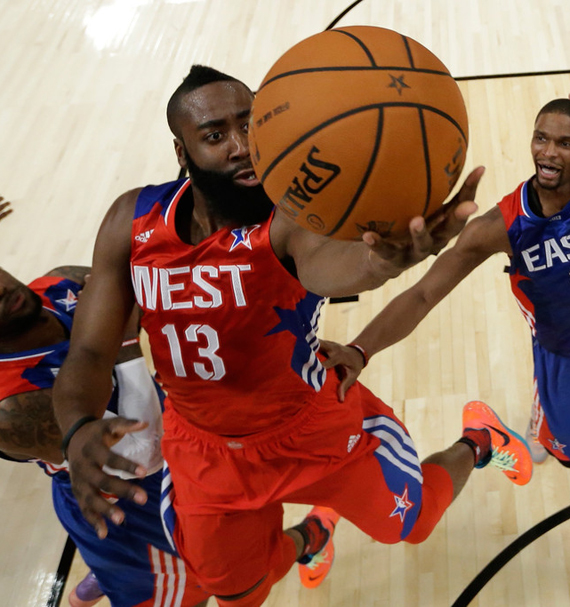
[173,138,187,170]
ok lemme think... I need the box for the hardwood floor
[1,1,569,605]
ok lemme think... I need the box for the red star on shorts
[549,438,567,453]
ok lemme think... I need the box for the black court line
[330,295,360,304]
[456,67,570,82]
[451,505,570,606]
[325,0,366,31]
[47,536,77,607]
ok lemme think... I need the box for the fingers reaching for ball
[362,167,484,270]
[0,197,13,222]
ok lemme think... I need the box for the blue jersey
[499,178,570,356]
[500,180,570,463]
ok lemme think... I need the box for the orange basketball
[249,25,468,240]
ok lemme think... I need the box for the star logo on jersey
[266,292,325,390]
[229,225,261,252]
[388,74,411,96]
[549,438,567,453]
[56,289,78,312]
[390,485,415,523]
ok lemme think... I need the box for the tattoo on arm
[0,390,62,461]
[45,265,91,286]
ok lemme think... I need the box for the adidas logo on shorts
[347,434,361,453]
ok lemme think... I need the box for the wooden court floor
[1,1,570,606]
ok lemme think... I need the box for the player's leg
[166,500,338,606]
[172,502,335,607]
[284,386,532,547]
[529,342,570,465]
[52,472,210,607]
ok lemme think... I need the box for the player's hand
[66,416,149,539]
[0,197,13,222]
[362,166,484,272]
[319,339,364,401]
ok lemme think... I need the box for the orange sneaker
[298,506,340,589]
[463,401,533,485]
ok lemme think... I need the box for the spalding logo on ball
[248,25,468,240]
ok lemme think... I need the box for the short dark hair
[166,65,250,137]
[536,98,570,122]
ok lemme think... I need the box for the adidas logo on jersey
[347,433,361,453]
[135,229,154,243]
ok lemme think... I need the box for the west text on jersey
[131,264,252,310]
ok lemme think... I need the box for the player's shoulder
[43,266,90,285]
[111,187,145,215]
[134,178,191,220]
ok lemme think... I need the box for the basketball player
[0,262,211,607]
[53,65,532,607]
[324,98,570,467]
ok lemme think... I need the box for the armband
[121,337,140,347]
[61,415,98,459]
[347,343,369,368]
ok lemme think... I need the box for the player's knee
[404,520,433,545]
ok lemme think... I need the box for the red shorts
[161,374,453,596]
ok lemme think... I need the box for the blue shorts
[51,469,209,607]
[531,339,570,462]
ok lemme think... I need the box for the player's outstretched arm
[53,188,148,539]
[322,204,511,398]
[272,167,484,297]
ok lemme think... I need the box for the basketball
[248,25,469,240]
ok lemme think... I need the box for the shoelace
[303,548,331,570]
[489,447,520,472]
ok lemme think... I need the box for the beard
[184,149,274,227]
[0,288,43,340]
[535,173,563,190]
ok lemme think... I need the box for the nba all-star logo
[229,225,261,251]
[56,289,78,311]
[549,438,566,453]
[390,485,415,522]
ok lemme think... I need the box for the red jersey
[130,179,326,435]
